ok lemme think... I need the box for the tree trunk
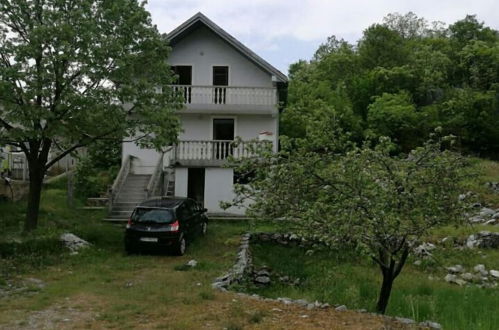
[24,160,45,232]
[376,269,395,314]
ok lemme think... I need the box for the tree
[0,0,181,231]
[224,124,469,314]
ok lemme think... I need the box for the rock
[60,233,90,252]
[493,213,499,219]
[294,299,309,307]
[466,231,499,249]
[277,297,293,305]
[461,273,474,281]
[480,208,496,218]
[255,269,270,277]
[335,305,347,311]
[413,260,422,266]
[254,276,270,285]
[186,259,197,267]
[474,264,486,273]
[484,219,498,226]
[444,274,466,285]
[24,278,45,289]
[489,270,499,279]
[419,320,442,329]
[414,242,436,258]
[320,303,330,308]
[446,265,464,274]
[306,303,315,310]
[395,317,416,325]
[469,215,485,224]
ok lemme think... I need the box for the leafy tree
[358,24,408,69]
[224,126,469,314]
[367,91,423,151]
[0,0,181,231]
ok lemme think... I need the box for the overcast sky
[145,0,499,75]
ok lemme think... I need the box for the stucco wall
[169,26,273,88]
[174,168,188,197]
[179,114,277,145]
[122,142,161,175]
[204,167,245,215]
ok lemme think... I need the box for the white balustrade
[175,140,265,161]
[170,85,277,106]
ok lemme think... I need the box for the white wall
[174,168,188,197]
[180,114,277,146]
[122,141,161,175]
[169,26,273,88]
[204,167,245,215]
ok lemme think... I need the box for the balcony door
[213,118,234,159]
[172,65,192,103]
[213,66,228,104]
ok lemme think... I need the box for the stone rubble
[212,232,441,330]
[444,264,498,288]
[466,231,499,249]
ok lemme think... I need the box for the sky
[145,0,499,75]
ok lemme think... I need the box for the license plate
[140,237,158,242]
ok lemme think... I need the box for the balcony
[165,140,269,167]
[171,85,278,114]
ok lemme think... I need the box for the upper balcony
[171,85,278,115]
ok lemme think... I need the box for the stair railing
[146,152,165,198]
[108,155,133,212]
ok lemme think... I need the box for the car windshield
[132,208,174,224]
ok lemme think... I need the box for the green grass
[0,180,278,329]
[242,241,499,330]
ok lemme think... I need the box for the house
[107,13,287,221]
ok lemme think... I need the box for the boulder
[489,270,499,279]
[254,276,270,285]
[335,305,347,311]
[60,233,90,252]
[414,242,436,258]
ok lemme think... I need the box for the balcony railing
[171,85,277,106]
[172,140,268,163]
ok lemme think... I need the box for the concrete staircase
[104,174,151,222]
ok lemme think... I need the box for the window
[212,66,228,86]
[172,66,192,85]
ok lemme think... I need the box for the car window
[177,204,191,220]
[132,208,174,223]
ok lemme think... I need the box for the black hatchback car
[124,197,208,255]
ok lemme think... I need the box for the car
[124,197,208,255]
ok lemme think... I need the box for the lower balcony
[166,140,268,167]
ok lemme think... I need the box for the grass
[241,241,499,330]
[0,178,286,329]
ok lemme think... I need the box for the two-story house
[106,13,287,221]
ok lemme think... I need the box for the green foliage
[367,91,423,150]
[74,157,118,198]
[0,0,181,230]
[226,122,472,312]
[284,12,499,157]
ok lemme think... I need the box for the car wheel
[201,222,208,236]
[173,236,186,256]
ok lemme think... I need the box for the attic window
[213,66,228,86]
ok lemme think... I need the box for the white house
[107,13,287,221]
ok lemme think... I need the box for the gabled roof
[166,12,288,83]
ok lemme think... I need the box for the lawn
[0,180,398,329]
[234,158,499,330]
[241,240,499,330]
